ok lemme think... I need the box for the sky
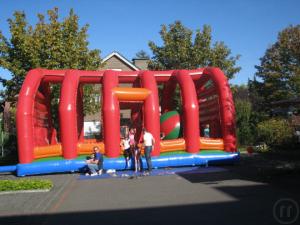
[0,0,300,88]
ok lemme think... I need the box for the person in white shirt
[142,128,155,174]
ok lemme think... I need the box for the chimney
[132,58,150,70]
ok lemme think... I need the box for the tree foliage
[251,25,300,113]
[148,21,241,79]
[231,84,249,101]
[231,85,254,145]
[235,99,254,145]
[0,8,102,115]
[135,50,150,59]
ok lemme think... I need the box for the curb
[0,189,51,195]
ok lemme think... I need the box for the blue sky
[0,0,300,88]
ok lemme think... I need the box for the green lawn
[0,179,53,192]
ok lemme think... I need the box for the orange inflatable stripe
[159,137,224,152]
[33,137,224,158]
[199,137,224,150]
[78,142,128,155]
[82,139,98,143]
[113,87,151,101]
[77,142,105,155]
[33,144,62,159]
[160,138,186,152]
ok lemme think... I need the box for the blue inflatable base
[16,152,239,176]
[0,165,17,173]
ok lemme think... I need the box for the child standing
[121,136,131,169]
[129,128,136,155]
[133,145,141,173]
[204,124,210,138]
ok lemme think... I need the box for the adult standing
[142,128,155,174]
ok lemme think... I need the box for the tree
[248,77,267,114]
[135,50,150,59]
[251,25,300,113]
[235,99,253,145]
[0,8,102,116]
[231,85,255,145]
[231,84,249,101]
[148,21,241,79]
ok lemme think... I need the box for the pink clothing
[129,133,135,145]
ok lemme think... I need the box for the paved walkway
[0,166,299,225]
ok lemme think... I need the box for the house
[271,97,300,117]
[101,51,141,71]
[83,51,149,138]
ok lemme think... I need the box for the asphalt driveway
[0,163,299,225]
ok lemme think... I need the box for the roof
[102,51,140,71]
[271,97,300,106]
[132,57,150,60]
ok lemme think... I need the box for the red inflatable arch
[16,68,236,164]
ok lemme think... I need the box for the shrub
[256,118,293,147]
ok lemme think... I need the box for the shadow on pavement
[0,183,299,225]
[177,168,240,184]
[0,200,274,225]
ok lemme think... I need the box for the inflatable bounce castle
[11,68,238,176]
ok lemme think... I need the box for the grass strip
[0,179,53,192]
